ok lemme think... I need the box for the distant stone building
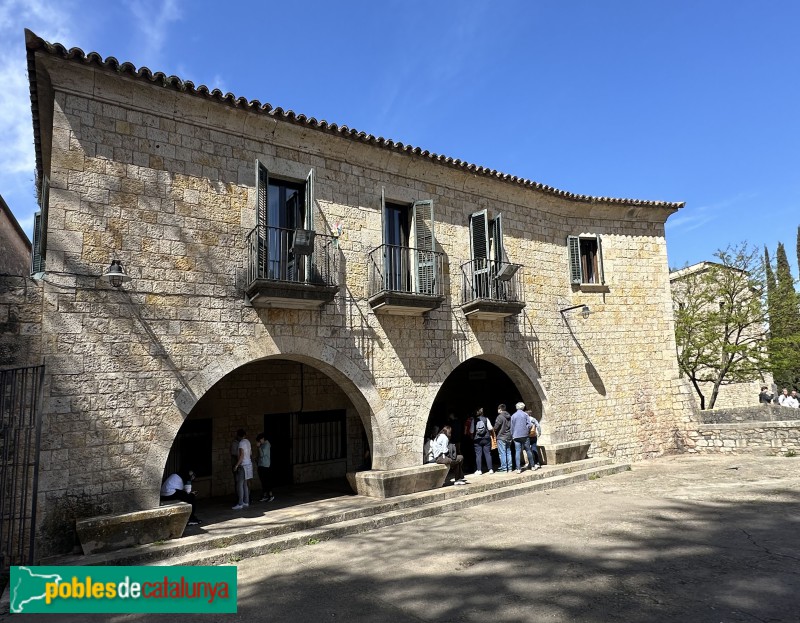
[8,30,696,556]
[0,195,31,277]
[670,261,773,409]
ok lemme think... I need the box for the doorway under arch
[426,357,542,470]
[162,358,369,501]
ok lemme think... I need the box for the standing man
[786,390,800,409]
[232,428,253,510]
[255,432,275,503]
[759,385,774,405]
[493,404,513,473]
[510,402,535,474]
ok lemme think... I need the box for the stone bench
[347,464,449,498]
[538,439,590,465]
[75,502,192,555]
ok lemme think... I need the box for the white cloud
[666,192,758,233]
[125,0,181,69]
[0,0,77,237]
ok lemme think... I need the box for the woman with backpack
[471,408,494,475]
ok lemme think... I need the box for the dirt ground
[9,453,800,622]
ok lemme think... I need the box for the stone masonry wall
[31,54,690,555]
[0,275,42,368]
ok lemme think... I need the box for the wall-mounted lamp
[101,260,131,288]
[559,304,591,319]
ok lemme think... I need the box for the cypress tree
[771,243,800,389]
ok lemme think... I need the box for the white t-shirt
[160,473,184,497]
[238,438,252,466]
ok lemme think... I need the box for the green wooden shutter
[411,199,435,294]
[568,235,582,284]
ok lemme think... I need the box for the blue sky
[1,0,798,276]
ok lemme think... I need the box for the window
[469,210,507,298]
[256,161,314,282]
[568,235,604,285]
[163,418,212,478]
[379,188,436,294]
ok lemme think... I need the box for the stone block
[346,464,449,498]
[538,440,591,465]
[75,502,191,555]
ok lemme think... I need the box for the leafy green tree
[673,243,768,410]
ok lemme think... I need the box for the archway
[426,356,543,472]
[161,358,369,502]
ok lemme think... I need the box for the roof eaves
[24,30,685,211]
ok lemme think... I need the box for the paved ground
[10,454,800,622]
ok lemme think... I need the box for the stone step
[51,458,628,568]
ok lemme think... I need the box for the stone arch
[144,336,395,502]
[423,338,547,440]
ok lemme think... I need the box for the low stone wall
[685,405,800,455]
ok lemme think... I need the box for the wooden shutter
[469,210,489,261]
[31,175,49,275]
[31,211,43,274]
[567,235,582,284]
[411,199,435,294]
[596,235,605,285]
[492,213,505,263]
[305,168,314,230]
[256,161,269,274]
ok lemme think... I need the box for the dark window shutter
[31,211,43,274]
[568,235,582,284]
[492,213,505,263]
[469,209,489,260]
[256,160,269,270]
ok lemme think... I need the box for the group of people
[159,428,276,524]
[760,386,800,408]
[424,402,542,486]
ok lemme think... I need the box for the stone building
[670,261,773,409]
[0,195,32,277]
[12,30,695,556]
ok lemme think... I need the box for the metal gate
[0,365,45,573]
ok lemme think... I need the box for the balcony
[460,259,525,320]
[367,245,445,315]
[245,225,339,309]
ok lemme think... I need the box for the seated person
[160,470,201,526]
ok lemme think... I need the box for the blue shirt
[510,409,532,439]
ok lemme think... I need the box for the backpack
[475,418,487,437]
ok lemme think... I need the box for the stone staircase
[48,457,629,568]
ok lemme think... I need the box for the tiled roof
[25,30,684,210]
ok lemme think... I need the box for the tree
[673,243,768,410]
[766,240,800,389]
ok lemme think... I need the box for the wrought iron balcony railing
[247,225,338,286]
[460,259,525,319]
[367,244,445,297]
[245,226,339,309]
